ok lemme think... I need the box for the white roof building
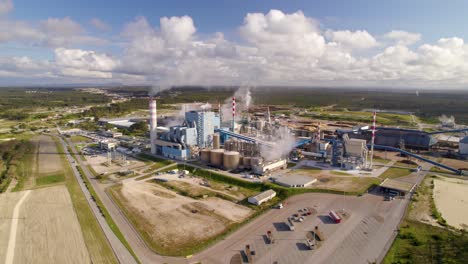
[248,190,276,205]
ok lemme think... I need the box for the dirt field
[110,177,253,255]
[37,135,63,175]
[311,175,380,192]
[433,176,468,229]
[441,158,468,170]
[0,185,90,264]
[0,192,24,261]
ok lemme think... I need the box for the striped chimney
[232,97,236,131]
[149,98,157,154]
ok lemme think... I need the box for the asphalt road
[59,137,137,264]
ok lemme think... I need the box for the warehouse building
[273,175,317,188]
[248,190,276,205]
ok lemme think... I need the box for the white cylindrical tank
[223,151,240,170]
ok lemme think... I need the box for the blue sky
[10,0,468,42]
[1,0,468,87]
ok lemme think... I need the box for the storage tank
[200,149,211,163]
[223,151,240,170]
[213,133,220,149]
[210,149,224,167]
[243,157,252,169]
[239,156,244,167]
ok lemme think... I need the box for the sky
[1,0,468,88]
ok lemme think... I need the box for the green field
[36,173,66,185]
[379,167,413,179]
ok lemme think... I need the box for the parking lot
[194,190,408,264]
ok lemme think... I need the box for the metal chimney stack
[149,98,157,154]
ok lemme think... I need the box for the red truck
[329,210,341,223]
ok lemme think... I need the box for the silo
[200,149,211,163]
[243,157,251,169]
[213,133,221,149]
[239,156,244,167]
[223,151,240,170]
[210,149,224,167]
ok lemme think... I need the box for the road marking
[5,190,31,264]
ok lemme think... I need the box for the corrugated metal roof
[251,189,276,201]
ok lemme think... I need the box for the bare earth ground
[0,192,23,261]
[0,186,90,264]
[37,135,63,175]
[111,177,252,255]
[433,176,468,230]
[440,158,468,169]
[15,185,90,264]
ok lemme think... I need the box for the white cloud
[0,0,13,16]
[240,10,325,58]
[160,15,196,45]
[326,30,378,49]
[3,9,468,88]
[384,30,421,45]
[0,16,106,47]
[90,18,110,31]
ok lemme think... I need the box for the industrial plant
[145,90,468,178]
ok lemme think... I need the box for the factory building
[339,127,437,150]
[185,111,216,148]
[460,136,468,155]
[155,126,197,160]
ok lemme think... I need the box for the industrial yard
[109,174,255,256]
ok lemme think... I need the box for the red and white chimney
[149,98,157,154]
[232,97,236,132]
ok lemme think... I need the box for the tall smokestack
[149,98,157,154]
[267,106,271,124]
[369,111,377,169]
[218,102,222,125]
[232,97,236,132]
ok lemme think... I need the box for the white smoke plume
[438,115,455,126]
[260,126,296,161]
[149,85,172,97]
[220,86,254,122]
[200,102,212,110]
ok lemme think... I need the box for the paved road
[59,137,137,264]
